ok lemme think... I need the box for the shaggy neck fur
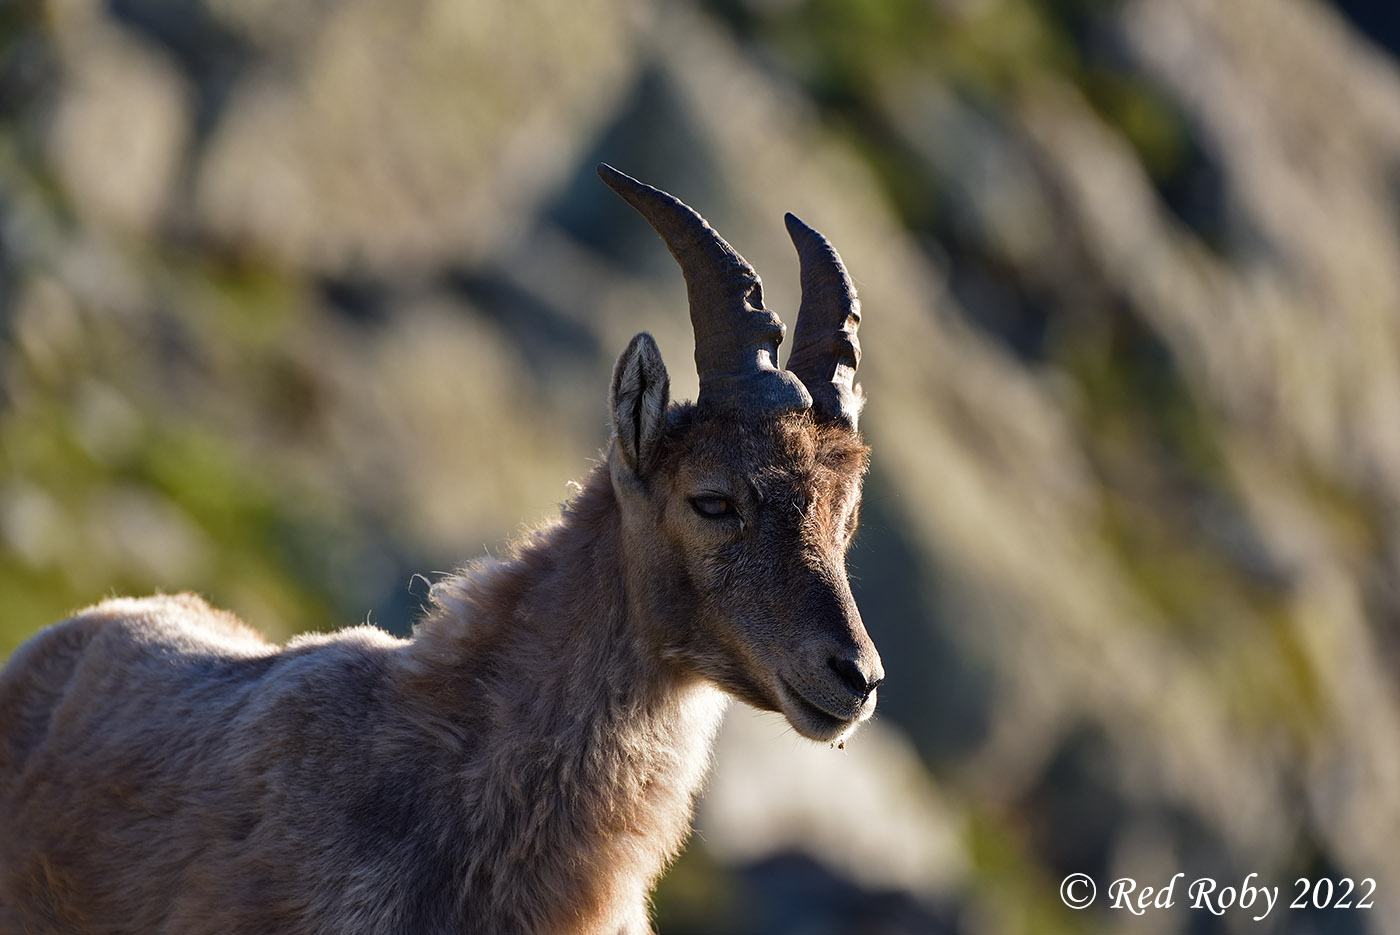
[398,463,728,935]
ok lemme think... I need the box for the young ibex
[0,165,883,935]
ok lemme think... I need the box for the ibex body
[0,166,882,935]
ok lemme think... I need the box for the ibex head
[599,164,882,743]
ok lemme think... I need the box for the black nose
[828,656,884,699]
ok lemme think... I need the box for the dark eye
[690,496,733,518]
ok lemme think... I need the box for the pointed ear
[610,332,671,477]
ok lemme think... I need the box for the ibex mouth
[775,675,872,743]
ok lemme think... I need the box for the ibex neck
[400,467,728,933]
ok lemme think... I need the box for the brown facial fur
[633,406,878,740]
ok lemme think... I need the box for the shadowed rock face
[5,0,1400,929]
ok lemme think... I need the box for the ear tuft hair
[610,333,671,476]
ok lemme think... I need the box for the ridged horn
[598,164,811,414]
[784,212,863,430]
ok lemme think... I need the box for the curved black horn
[598,164,810,413]
[784,212,863,430]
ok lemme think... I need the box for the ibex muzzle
[600,164,882,743]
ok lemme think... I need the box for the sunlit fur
[0,347,879,934]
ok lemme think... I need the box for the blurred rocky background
[4,0,1400,931]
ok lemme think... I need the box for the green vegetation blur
[4,0,1400,931]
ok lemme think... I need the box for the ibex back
[0,165,883,935]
